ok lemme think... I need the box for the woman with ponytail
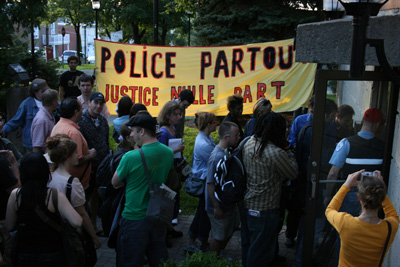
[326,170,399,266]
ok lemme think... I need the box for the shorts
[208,207,239,241]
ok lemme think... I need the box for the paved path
[95,215,296,266]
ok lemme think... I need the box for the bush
[160,252,241,267]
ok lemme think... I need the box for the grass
[58,63,94,70]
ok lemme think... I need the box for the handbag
[139,148,175,226]
[35,188,86,267]
[176,158,192,181]
[184,174,206,197]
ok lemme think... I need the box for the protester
[78,92,109,236]
[31,89,59,153]
[173,89,195,138]
[59,55,84,102]
[112,112,174,266]
[184,112,218,253]
[47,134,101,250]
[51,97,96,190]
[288,95,315,148]
[77,74,110,118]
[241,112,298,266]
[326,170,399,266]
[6,152,82,266]
[223,94,244,143]
[158,101,185,226]
[206,121,241,257]
[129,103,148,118]
[1,78,49,152]
[0,112,23,163]
[113,96,133,142]
[244,97,272,137]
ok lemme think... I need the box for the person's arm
[207,183,224,219]
[77,148,96,166]
[275,148,298,180]
[5,189,18,231]
[2,101,28,135]
[1,150,20,191]
[54,190,82,228]
[112,170,125,189]
[324,165,341,207]
[74,205,101,249]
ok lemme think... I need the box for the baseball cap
[31,78,50,91]
[90,92,105,103]
[126,112,156,131]
[362,108,384,123]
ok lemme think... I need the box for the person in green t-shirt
[112,111,174,267]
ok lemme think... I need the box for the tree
[48,0,94,63]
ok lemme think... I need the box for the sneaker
[284,237,295,248]
[172,218,178,225]
[184,243,200,254]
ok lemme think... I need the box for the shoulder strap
[66,176,75,202]
[139,148,153,195]
[379,220,392,267]
[34,188,62,233]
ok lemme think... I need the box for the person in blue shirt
[288,95,315,148]
[1,79,49,152]
[185,112,217,254]
[112,96,133,143]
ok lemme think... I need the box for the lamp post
[337,0,400,86]
[187,11,191,46]
[92,0,100,40]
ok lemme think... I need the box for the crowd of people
[0,54,399,267]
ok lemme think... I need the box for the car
[59,50,87,64]
[87,56,96,64]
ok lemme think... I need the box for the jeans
[188,194,211,243]
[242,208,280,267]
[18,250,65,267]
[117,217,168,267]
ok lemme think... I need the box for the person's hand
[0,150,16,165]
[88,148,97,159]
[343,169,364,188]
[214,206,224,219]
[93,236,102,249]
[373,170,383,181]
[175,142,185,153]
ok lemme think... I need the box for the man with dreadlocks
[240,112,298,266]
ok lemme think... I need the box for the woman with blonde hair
[185,112,218,253]
[326,170,399,266]
[46,134,101,256]
[244,97,272,137]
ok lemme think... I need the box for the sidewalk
[95,215,296,266]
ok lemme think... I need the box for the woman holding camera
[326,170,399,266]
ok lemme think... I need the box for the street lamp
[92,0,100,39]
[338,0,400,86]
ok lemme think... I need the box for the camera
[359,171,378,181]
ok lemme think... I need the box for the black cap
[90,92,105,103]
[126,112,156,131]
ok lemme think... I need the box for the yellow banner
[95,39,316,116]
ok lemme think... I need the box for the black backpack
[214,136,250,207]
[96,150,125,200]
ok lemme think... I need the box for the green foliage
[109,125,118,152]
[160,252,241,267]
